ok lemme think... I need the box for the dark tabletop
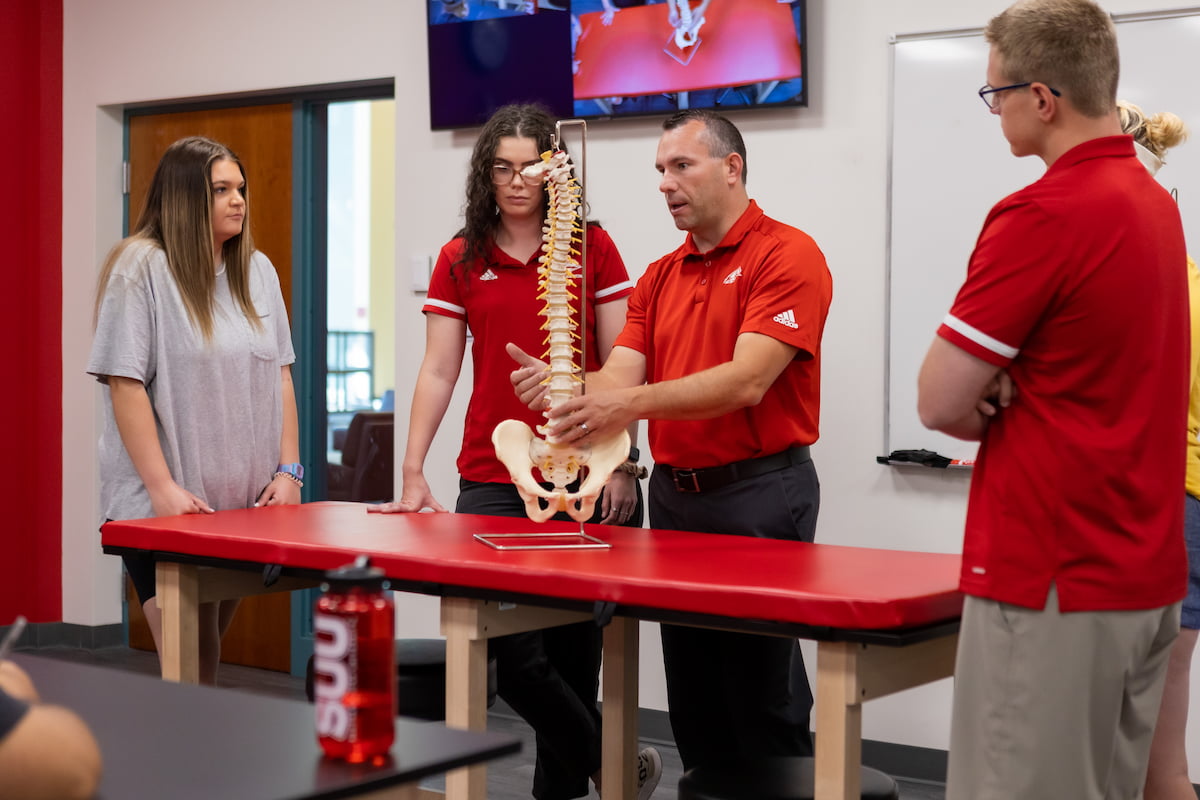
[13,653,520,800]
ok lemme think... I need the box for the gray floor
[22,645,946,799]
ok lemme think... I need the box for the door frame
[121,78,395,676]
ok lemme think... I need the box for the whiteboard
[886,9,1200,463]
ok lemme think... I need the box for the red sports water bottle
[314,556,396,763]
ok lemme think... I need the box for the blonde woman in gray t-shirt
[87,136,300,685]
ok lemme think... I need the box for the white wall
[62,0,1197,765]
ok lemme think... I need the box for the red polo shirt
[615,201,832,467]
[938,135,1188,612]
[424,226,633,483]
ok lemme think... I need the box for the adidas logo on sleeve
[772,309,799,329]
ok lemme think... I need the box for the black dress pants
[457,478,643,800]
[649,454,818,770]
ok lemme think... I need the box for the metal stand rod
[553,118,589,536]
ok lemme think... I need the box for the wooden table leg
[437,597,593,800]
[813,634,957,799]
[441,597,491,800]
[601,616,639,800]
[156,561,200,684]
[815,641,861,800]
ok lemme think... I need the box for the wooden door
[128,105,294,315]
[126,105,294,672]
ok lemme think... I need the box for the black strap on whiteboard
[876,449,974,468]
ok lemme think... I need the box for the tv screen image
[427,0,807,130]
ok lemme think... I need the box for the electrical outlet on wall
[410,254,433,293]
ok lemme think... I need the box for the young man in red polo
[512,108,833,770]
[918,1,1188,797]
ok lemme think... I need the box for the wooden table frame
[150,558,956,800]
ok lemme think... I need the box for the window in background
[326,99,396,466]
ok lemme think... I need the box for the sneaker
[636,747,662,800]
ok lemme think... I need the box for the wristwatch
[627,446,640,463]
[276,463,304,481]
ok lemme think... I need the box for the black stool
[678,757,900,800]
[305,638,498,721]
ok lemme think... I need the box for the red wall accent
[0,0,64,622]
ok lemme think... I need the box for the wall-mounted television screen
[427,0,808,130]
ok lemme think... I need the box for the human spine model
[492,148,629,523]
[670,0,705,48]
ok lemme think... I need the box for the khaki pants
[946,585,1179,800]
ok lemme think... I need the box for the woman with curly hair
[376,103,659,799]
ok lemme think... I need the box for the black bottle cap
[321,555,388,592]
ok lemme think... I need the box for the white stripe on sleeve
[424,298,466,316]
[595,280,634,300]
[942,314,1019,360]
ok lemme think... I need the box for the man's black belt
[665,446,811,493]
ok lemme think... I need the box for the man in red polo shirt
[511,108,832,770]
[917,1,1187,797]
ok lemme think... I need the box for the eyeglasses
[491,163,536,185]
[978,82,1061,110]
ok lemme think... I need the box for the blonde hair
[985,0,1118,118]
[94,136,260,340]
[1118,101,1189,160]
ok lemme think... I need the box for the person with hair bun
[1119,100,1199,800]
[88,136,301,686]
[1119,101,1188,177]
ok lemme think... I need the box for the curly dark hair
[455,104,561,273]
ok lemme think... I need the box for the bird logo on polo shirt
[773,309,799,329]
[480,269,498,281]
[723,266,743,285]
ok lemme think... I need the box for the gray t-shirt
[87,241,297,520]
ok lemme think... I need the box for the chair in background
[326,411,394,503]
[330,391,394,452]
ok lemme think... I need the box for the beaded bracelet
[274,471,305,488]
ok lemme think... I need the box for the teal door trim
[289,99,329,677]
[287,81,394,677]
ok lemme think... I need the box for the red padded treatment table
[573,0,802,100]
[103,502,962,800]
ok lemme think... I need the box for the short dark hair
[662,109,748,184]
